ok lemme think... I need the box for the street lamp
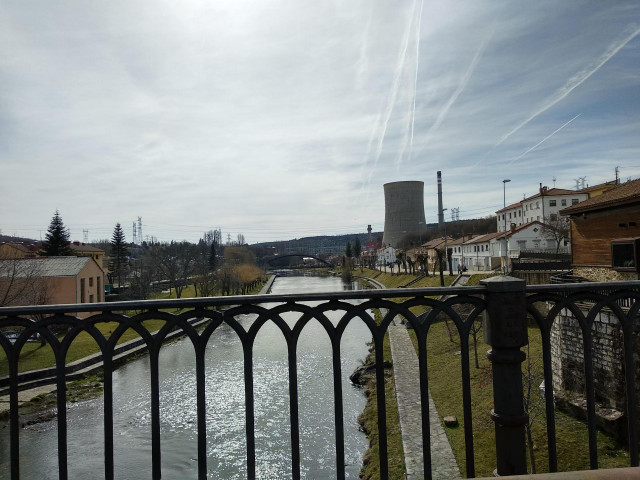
[503,179,511,274]
[442,208,452,275]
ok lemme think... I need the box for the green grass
[358,311,406,480]
[408,321,631,476]
[0,279,267,377]
[357,269,631,476]
[0,319,167,376]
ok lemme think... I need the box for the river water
[1,273,371,479]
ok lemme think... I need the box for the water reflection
[0,274,371,479]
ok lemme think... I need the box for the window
[517,240,527,249]
[549,199,556,206]
[89,277,94,287]
[89,294,94,303]
[550,214,558,221]
[571,198,579,205]
[81,278,86,303]
[536,201,539,208]
[612,239,639,270]
[561,199,567,206]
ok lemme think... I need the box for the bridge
[265,253,336,268]
[1,278,639,479]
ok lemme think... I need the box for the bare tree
[0,251,49,307]
[523,342,544,473]
[193,240,217,297]
[129,251,158,300]
[150,241,197,298]
[541,215,570,254]
[434,248,446,287]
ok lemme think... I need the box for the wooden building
[560,178,640,281]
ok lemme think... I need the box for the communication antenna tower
[615,166,620,183]
[83,229,89,243]
[574,177,587,190]
[137,217,143,243]
[132,222,138,244]
[552,176,556,188]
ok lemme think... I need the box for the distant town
[1,173,638,309]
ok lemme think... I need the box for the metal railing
[1,278,639,479]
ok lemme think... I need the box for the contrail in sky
[422,26,493,149]
[505,113,581,166]
[495,25,640,148]
[408,0,425,162]
[394,0,424,171]
[373,0,416,173]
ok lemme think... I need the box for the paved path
[388,323,461,480]
[360,274,461,479]
[0,384,57,414]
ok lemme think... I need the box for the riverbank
[354,268,461,479]
[0,277,273,421]
[355,268,631,476]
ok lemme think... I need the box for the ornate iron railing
[0,278,639,479]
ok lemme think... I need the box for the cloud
[494,24,640,147]
[0,1,639,243]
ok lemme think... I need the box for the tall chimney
[437,171,444,227]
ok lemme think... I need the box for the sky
[1,1,639,244]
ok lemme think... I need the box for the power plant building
[381,181,427,248]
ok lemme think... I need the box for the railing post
[481,275,528,476]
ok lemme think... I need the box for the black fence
[1,278,639,479]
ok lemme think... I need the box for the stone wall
[574,266,637,282]
[550,303,640,440]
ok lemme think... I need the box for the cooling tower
[382,181,427,248]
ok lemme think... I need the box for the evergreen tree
[354,237,362,258]
[110,223,129,288]
[345,242,352,258]
[42,210,72,256]
[209,241,217,271]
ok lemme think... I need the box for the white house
[456,233,501,271]
[449,221,558,272]
[496,185,588,232]
[376,246,396,267]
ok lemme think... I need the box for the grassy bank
[355,268,458,479]
[356,268,630,475]
[0,280,266,377]
[357,310,406,480]
[408,320,630,476]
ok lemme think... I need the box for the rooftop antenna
[83,229,89,243]
[552,176,556,188]
[615,166,620,183]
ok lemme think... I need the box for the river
[1,272,371,479]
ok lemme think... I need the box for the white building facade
[496,185,588,232]
[376,246,396,267]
